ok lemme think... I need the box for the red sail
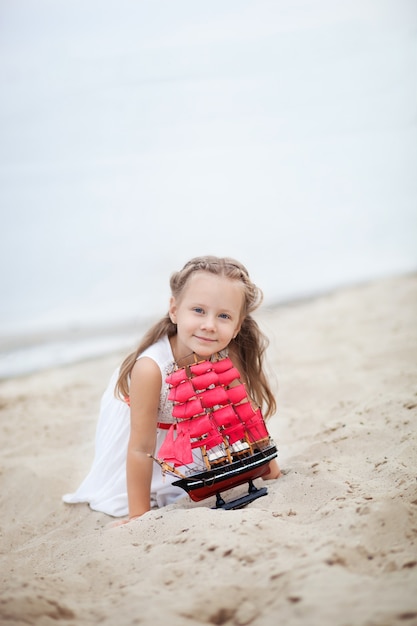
[227,383,247,404]
[210,406,246,444]
[216,367,240,386]
[157,425,193,466]
[243,409,269,442]
[166,369,188,386]
[192,431,224,450]
[211,404,238,427]
[200,386,229,408]
[211,357,234,373]
[191,370,219,390]
[178,415,214,439]
[172,398,204,419]
[177,416,225,451]
[234,401,257,421]
[190,361,213,376]
[223,423,246,444]
[168,380,195,403]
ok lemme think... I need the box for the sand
[1,274,416,626]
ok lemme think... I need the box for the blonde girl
[63,256,280,522]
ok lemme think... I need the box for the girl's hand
[262,459,282,480]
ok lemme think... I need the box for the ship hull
[172,444,278,502]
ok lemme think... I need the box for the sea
[1,0,416,379]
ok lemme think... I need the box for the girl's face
[169,271,244,362]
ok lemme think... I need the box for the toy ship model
[153,354,278,510]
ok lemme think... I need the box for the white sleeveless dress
[62,335,185,517]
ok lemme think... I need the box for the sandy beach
[1,273,416,626]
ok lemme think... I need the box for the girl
[63,256,280,522]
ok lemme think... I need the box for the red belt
[125,398,174,430]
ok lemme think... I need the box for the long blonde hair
[115,256,276,418]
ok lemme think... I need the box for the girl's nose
[201,315,216,331]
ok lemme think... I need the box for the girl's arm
[126,357,161,520]
[262,459,282,480]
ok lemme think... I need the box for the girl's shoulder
[136,335,174,373]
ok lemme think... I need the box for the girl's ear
[169,297,177,324]
[234,318,243,338]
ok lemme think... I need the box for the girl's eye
[219,313,231,320]
[193,307,204,314]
